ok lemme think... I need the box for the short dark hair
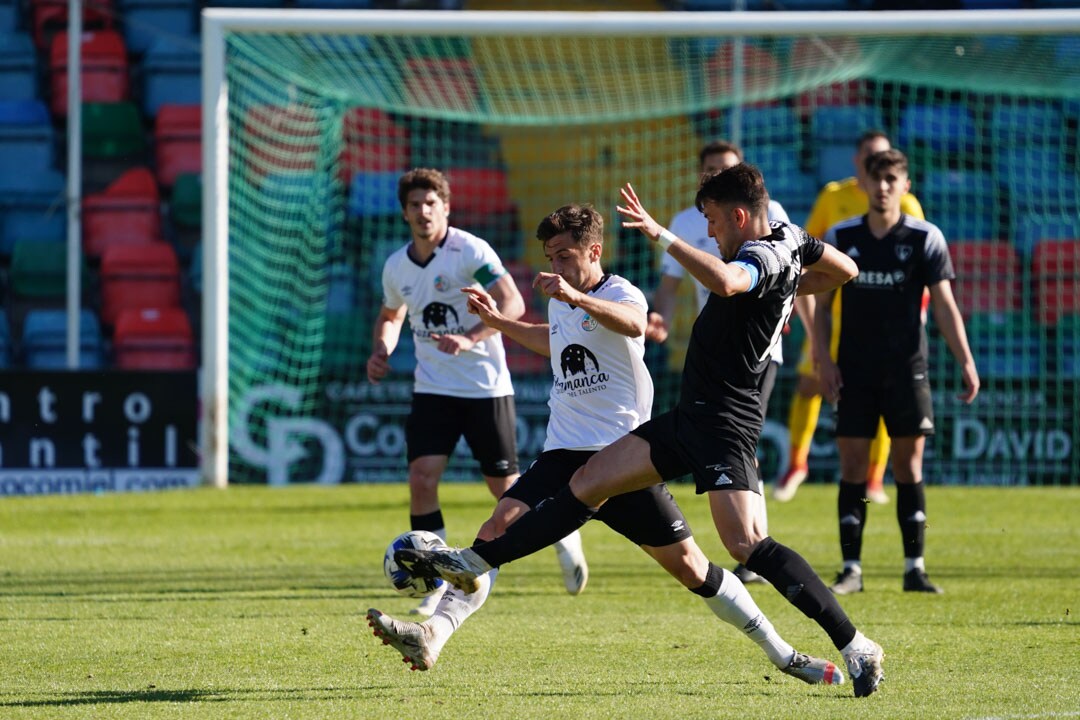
[864,148,909,177]
[855,129,890,152]
[398,167,451,209]
[536,204,604,248]
[699,139,744,167]
[694,163,769,215]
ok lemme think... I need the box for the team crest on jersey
[433,275,450,292]
[554,344,608,397]
[895,244,913,262]
[580,314,598,332]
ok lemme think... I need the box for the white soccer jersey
[381,226,514,398]
[544,274,653,452]
[661,201,790,363]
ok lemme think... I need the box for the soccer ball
[383,530,447,598]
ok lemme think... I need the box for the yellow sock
[787,391,821,470]
[867,418,890,488]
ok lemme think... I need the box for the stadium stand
[0,311,10,367]
[0,32,38,100]
[964,312,1041,380]
[0,99,54,176]
[920,169,1000,243]
[82,167,162,259]
[99,241,182,326]
[154,103,200,188]
[0,168,65,259]
[21,308,105,369]
[141,35,200,118]
[1033,239,1080,326]
[119,0,196,55]
[113,306,196,370]
[31,0,113,51]
[49,30,130,116]
[949,241,1020,318]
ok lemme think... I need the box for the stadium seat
[0,0,15,34]
[444,168,513,215]
[171,173,201,229]
[809,105,885,184]
[920,170,1000,242]
[21,308,106,369]
[31,0,113,51]
[1033,239,1080,326]
[341,107,410,177]
[719,107,799,147]
[82,167,162,260]
[1054,314,1080,377]
[0,99,55,176]
[83,101,145,159]
[964,312,1040,379]
[898,103,977,155]
[704,42,779,100]
[119,0,197,55]
[1012,210,1080,257]
[997,148,1079,216]
[9,237,85,300]
[100,241,182,326]
[154,104,201,188]
[348,171,400,218]
[242,104,320,180]
[49,31,130,116]
[949,241,1019,317]
[0,212,65,260]
[795,81,867,119]
[989,101,1065,148]
[141,35,200,117]
[0,32,38,100]
[0,168,65,258]
[113,307,196,370]
[404,58,480,113]
[188,240,202,295]
[407,117,501,170]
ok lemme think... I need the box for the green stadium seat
[9,238,88,299]
[171,173,201,228]
[83,101,145,158]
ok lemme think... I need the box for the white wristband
[657,228,677,251]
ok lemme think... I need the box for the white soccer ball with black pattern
[383,530,447,598]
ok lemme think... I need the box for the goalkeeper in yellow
[773,130,924,504]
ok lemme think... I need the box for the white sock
[703,568,794,669]
[841,630,878,657]
[904,557,925,572]
[426,569,498,656]
[843,560,862,574]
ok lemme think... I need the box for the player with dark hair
[775,130,926,505]
[367,168,588,615]
[398,165,890,698]
[367,204,844,687]
[816,149,979,595]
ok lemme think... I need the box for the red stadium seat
[49,30,129,116]
[445,168,513,215]
[82,167,162,259]
[100,242,181,326]
[1033,239,1080,326]
[340,107,411,179]
[241,104,320,181]
[113,307,196,370]
[404,58,480,113]
[950,241,1020,318]
[705,43,779,101]
[31,0,113,50]
[154,104,201,189]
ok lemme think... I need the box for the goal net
[203,9,1080,487]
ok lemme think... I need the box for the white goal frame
[200,7,1080,488]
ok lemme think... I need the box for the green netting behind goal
[223,25,1080,486]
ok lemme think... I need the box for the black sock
[689,562,725,598]
[896,482,927,560]
[838,481,868,563]
[410,510,445,534]
[472,486,596,568]
[746,537,857,651]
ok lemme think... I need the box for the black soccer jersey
[679,222,825,440]
[825,214,955,377]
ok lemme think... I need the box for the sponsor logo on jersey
[554,344,608,396]
[580,314,598,332]
[434,275,450,292]
[895,244,913,262]
[855,269,906,287]
[417,302,466,337]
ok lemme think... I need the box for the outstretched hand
[616,183,662,241]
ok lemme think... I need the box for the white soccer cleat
[367,608,440,671]
[554,530,588,596]
[409,582,447,617]
[867,487,890,505]
[781,652,846,686]
[394,546,488,595]
[772,465,807,502]
[843,639,885,698]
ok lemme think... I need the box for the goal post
[201,8,1080,488]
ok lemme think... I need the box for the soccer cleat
[772,465,807,502]
[409,582,447,616]
[554,530,588,596]
[867,487,890,505]
[830,567,864,595]
[781,652,846,686]
[395,546,485,595]
[843,639,885,697]
[902,568,944,594]
[732,563,766,585]
[367,608,439,671]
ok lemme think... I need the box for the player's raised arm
[797,244,858,297]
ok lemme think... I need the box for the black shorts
[835,376,935,439]
[759,360,779,414]
[630,408,760,495]
[503,449,693,548]
[405,393,519,477]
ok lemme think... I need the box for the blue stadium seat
[810,106,884,184]
[898,103,977,154]
[996,147,1079,216]
[119,0,196,55]
[21,308,106,369]
[990,102,1065,147]
[920,170,1000,242]
[0,213,66,259]
[141,35,200,117]
[1056,314,1080,378]
[0,99,54,175]
[326,261,359,314]
[721,107,799,147]
[349,171,401,218]
[964,312,1041,380]
[0,312,10,368]
[0,168,65,258]
[1011,210,1080,256]
[0,0,17,34]
[0,32,38,100]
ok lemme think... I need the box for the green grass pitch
[0,483,1077,719]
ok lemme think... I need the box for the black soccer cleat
[395,547,484,595]
[902,568,944,594]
